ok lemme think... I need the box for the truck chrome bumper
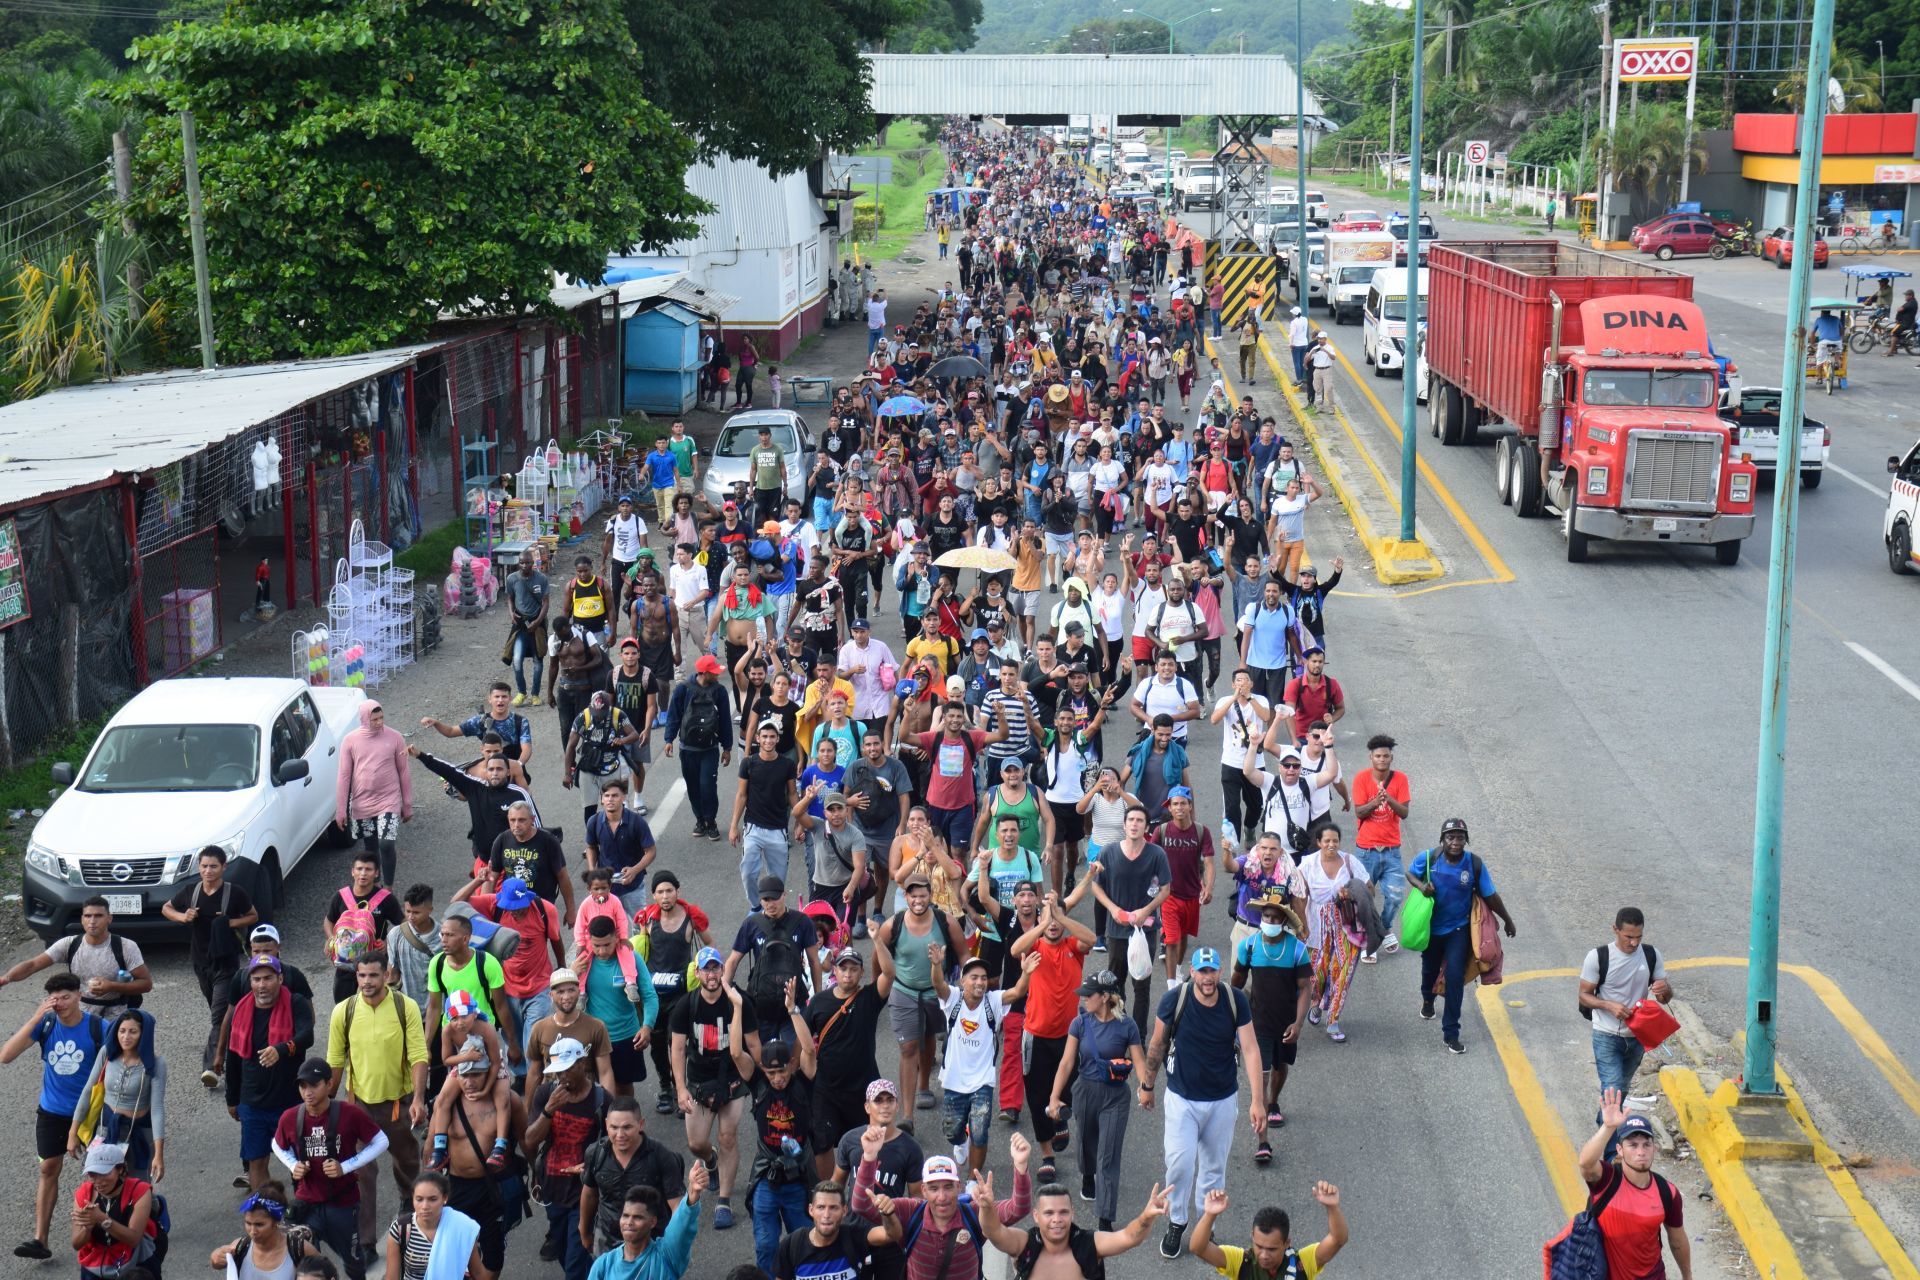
[1573,509,1756,545]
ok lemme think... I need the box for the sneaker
[1080,1175,1096,1202]
[1420,998,1436,1020]
[539,1237,562,1261]
[713,1202,735,1230]
[852,918,870,940]
[656,1089,675,1115]
[1049,583,1060,594]
[999,1108,1019,1125]
[1381,932,1400,954]
[1167,977,1179,990]
[15,1240,51,1260]
[1053,1128,1070,1152]
[1446,1039,1467,1055]
[233,1173,251,1188]
[1254,1138,1272,1165]
[1159,1223,1185,1260]
[1092,939,1107,954]
[511,692,528,707]
[201,1068,220,1088]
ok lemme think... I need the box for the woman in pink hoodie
[334,701,413,885]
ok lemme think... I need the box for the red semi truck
[1425,241,1757,564]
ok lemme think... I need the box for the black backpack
[746,915,806,1011]
[680,683,724,751]
[1579,944,1658,1020]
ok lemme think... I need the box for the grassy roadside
[850,121,946,263]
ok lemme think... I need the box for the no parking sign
[1464,140,1489,166]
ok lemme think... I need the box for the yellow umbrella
[934,546,1018,572]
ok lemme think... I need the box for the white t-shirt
[1214,695,1271,770]
[1297,747,1342,821]
[669,562,709,610]
[866,297,888,330]
[1143,464,1177,507]
[940,989,1009,1093]
[1580,942,1667,1037]
[1132,674,1199,740]
[606,513,645,562]
[1129,581,1166,639]
[1290,852,1370,949]
[1250,765,1315,847]
[1093,589,1127,641]
[1092,459,1127,498]
[1149,598,1204,663]
[1272,492,1312,543]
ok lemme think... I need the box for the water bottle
[116,969,132,984]
[1220,818,1238,854]
[779,1135,802,1159]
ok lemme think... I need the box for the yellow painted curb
[1773,1064,1920,1280]
[1662,1065,1809,1280]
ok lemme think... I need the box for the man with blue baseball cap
[1138,946,1266,1261]
[1577,1089,1690,1280]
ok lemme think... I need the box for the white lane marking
[649,778,688,832]
[1846,642,1920,704]
[1823,462,1884,497]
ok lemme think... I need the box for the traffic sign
[1464,140,1489,166]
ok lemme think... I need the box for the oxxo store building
[1733,111,1919,241]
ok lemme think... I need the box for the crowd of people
[0,120,1690,1280]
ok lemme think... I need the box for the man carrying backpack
[664,654,736,842]
[930,953,1036,1178]
[324,954,428,1265]
[274,1058,389,1280]
[724,878,825,1048]
[1190,1184,1349,1280]
[1579,907,1672,1138]
[1407,818,1517,1056]
[1574,1090,1691,1280]
[566,691,640,824]
[850,1128,1033,1280]
[2,974,108,1260]
[324,853,404,1003]
[0,898,153,1020]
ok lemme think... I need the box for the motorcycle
[1710,224,1756,260]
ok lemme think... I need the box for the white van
[1362,267,1429,376]
[1887,438,1920,572]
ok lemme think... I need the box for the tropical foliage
[1590,102,1707,209]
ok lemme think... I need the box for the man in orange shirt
[1350,734,1409,962]
[1010,889,1095,1183]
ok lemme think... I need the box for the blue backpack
[901,1197,985,1271]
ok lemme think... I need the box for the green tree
[625,0,924,176]
[0,50,134,259]
[119,0,702,363]
[1051,19,1168,53]
[1591,101,1706,213]
[1772,46,1883,110]
[892,0,986,51]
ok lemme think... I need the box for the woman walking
[1046,969,1147,1233]
[211,1181,322,1278]
[70,1009,166,1182]
[1294,824,1368,1043]
[384,1171,481,1280]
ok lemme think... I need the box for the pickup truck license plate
[1652,518,1679,533]
[104,894,142,916]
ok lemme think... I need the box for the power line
[1,177,110,245]
[0,162,110,216]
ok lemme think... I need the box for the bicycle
[1809,340,1842,394]
[1837,224,1899,255]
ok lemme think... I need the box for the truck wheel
[1428,378,1445,437]
[1714,538,1742,566]
[1801,468,1823,489]
[1440,384,1465,446]
[1513,442,1545,517]
[1891,523,1914,575]
[1564,495,1591,562]
[1462,401,1483,446]
[1495,438,1515,505]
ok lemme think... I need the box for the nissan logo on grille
[111,863,132,882]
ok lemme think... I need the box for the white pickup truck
[1723,386,1829,489]
[1887,439,1920,573]
[23,676,366,938]
[1174,160,1221,211]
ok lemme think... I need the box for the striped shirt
[852,1157,1030,1280]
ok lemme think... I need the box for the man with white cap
[1287,307,1311,392]
[527,1036,608,1280]
[70,1141,157,1276]
[851,1127,1033,1280]
[1138,947,1266,1260]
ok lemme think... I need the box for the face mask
[1259,922,1286,939]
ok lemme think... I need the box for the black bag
[746,915,806,1012]
[680,683,724,751]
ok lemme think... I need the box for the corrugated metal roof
[0,345,435,512]
[613,272,741,319]
[867,54,1321,118]
[656,155,822,258]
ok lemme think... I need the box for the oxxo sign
[1617,39,1697,82]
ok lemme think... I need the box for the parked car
[701,409,818,510]
[1331,209,1386,232]
[1636,216,1720,260]
[1631,212,1740,248]
[23,677,368,938]
[1304,190,1331,225]
[1763,226,1829,268]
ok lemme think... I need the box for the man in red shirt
[1152,787,1215,982]
[275,1058,388,1279]
[1577,1090,1690,1280]
[451,875,568,1075]
[1280,648,1343,744]
[1349,734,1409,962]
[915,701,1008,849]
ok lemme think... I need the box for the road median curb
[1204,333,1441,586]
[1663,1064,1920,1280]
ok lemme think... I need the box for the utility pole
[110,130,141,315]
[1388,77,1398,190]
[1295,0,1307,313]
[1399,0,1426,544]
[1596,1,1613,243]
[1744,0,1836,1099]
[179,110,217,370]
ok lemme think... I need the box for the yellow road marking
[1773,1065,1920,1280]
[1475,984,1589,1215]
[1661,1067,1810,1279]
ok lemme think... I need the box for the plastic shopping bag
[1127,926,1152,981]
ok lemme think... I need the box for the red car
[1631,212,1741,248]
[1331,209,1385,232]
[1635,216,1719,259]
[1762,226,1829,268]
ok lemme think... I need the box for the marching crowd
[0,120,1688,1280]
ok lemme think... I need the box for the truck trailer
[1425,241,1757,564]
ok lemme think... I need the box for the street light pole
[1399,0,1425,542]
[1295,0,1308,316]
[1744,0,1835,1099]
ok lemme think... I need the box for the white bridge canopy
[864,54,1320,120]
